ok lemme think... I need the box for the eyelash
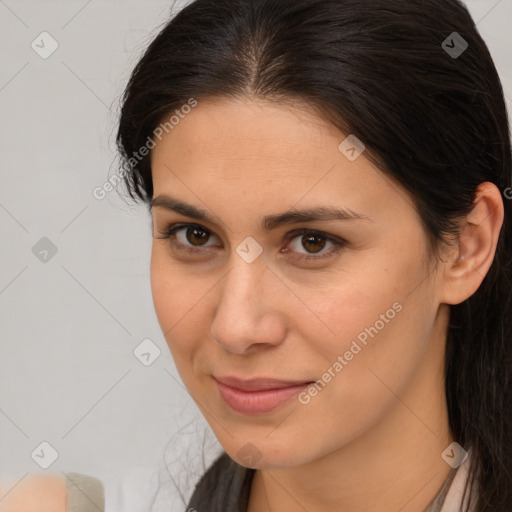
[156,223,346,262]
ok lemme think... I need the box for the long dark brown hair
[116,0,512,509]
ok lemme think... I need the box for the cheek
[292,296,433,455]
[150,249,203,353]
[150,253,177,333]
[303,268,402,357]
[305,266,435,414]
[303,249,432,390]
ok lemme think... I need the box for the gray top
[65,472,105,512]
[185,452,458,512]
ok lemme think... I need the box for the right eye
[156,223,221,254]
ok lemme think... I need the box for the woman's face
[149,97,449,468]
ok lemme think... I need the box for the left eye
[287,231,336,256]
[282,229,346,260]
[157,224,346,261]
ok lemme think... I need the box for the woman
[6,0,510,511]
[115,0,511,510]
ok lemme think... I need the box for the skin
[0,475,66,512]
[149,96,504,512]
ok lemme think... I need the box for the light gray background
[1,0,511,498]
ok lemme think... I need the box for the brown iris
[301,233,326,253]
[186,227,209,246]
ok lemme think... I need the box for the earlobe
[439,182,504,305]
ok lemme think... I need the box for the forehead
[149,96,411,229]
[152,96,366,183]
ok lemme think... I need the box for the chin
[222,436,313,470]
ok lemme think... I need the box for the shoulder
[64,473,104,512]
[440,448,478,512]
[0,473,105,512]
[0,474,66,512]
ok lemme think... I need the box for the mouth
[213,375,315,415]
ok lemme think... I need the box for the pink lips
[214,376,313,415]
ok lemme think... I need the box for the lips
[214,375,313,391]
[213,375,314,415]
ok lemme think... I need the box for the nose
[210,255,286,354]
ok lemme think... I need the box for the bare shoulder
[0,474,66,512]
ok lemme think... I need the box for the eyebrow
[150,194,372,230]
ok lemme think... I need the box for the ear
[439,182,504,305]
